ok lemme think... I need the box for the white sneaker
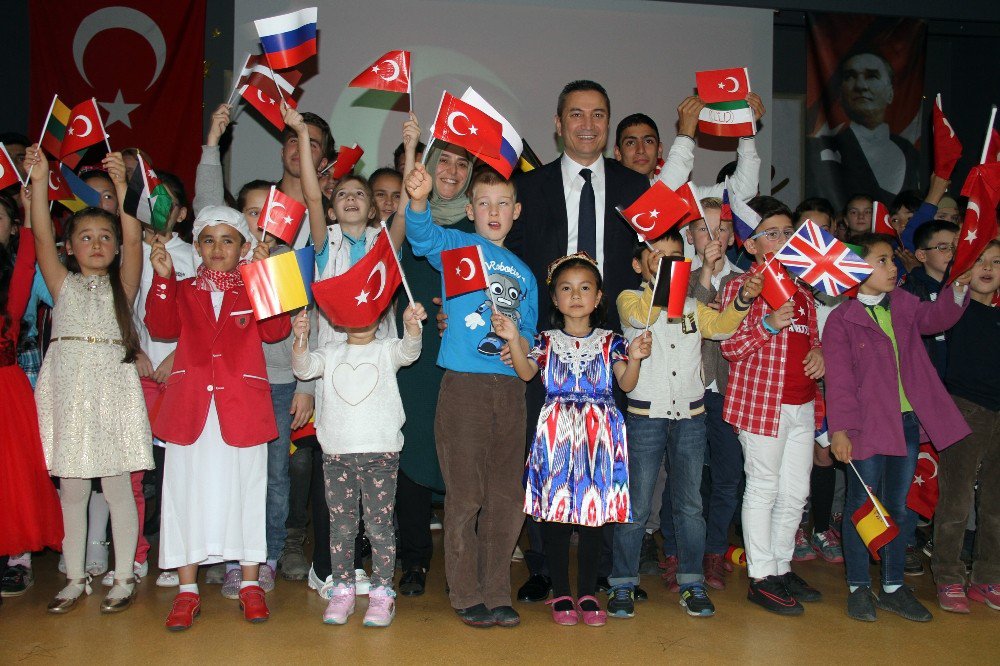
[511,545,525,562]
[104,561,149,585]
[308,564,334,600]
[156,570,179,587]
[355,568,371,596]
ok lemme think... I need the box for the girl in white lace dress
[26,149,152,615]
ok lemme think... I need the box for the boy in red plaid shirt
[718,197,825,616]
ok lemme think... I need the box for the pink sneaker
[967,583,1000,610]
[363,586,396,627]
[322,583,355,624]
[936,583,970,614]
[576,595,607,626]
[660,555,680,592]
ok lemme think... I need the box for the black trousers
[395,469,433,570]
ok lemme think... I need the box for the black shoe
[516,574,552,602]
[781,571,822,602]
[634,585,648,601]
[490,605,520,627]
[0,565,34,597]
[875,586,932,622]
[747,576,804,616]
[398,565,426,596]
[638,532,660,575]
[596,576,611,594]
[847,586,876,622]
[904,546,924,576]
[607,585,635,618]
[679,583,715,617]
[456,603,497,627]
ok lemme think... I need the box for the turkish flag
[0,143,22,190]
[349,50,411,94]
[984,128,1000,164]
[674,181,705,224]
[441,245,489,299]
[312,231,401,328]
[60,99,107,160]
[259,185,307,246]
[906,442,940,519]
[329,144,364,180]
[949,163,1000,283]
[431,92,502,160]
[47,162,75,201]
[755,254,796,310]
[932,94,962,179]
[618,180,691,241]
[871,201,897,238]
[696,67,751,104]
[241,81,296,130]
[30,1,206,190]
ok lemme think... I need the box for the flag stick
[262,54,288,105]
[406,51,413,114]
[421,138,435,166]
[26,93,58,183]
[261,185,276,240]
[477,245,499,315]
[980,105,997,165]
[848,461,891,528]
[644,256,663,331]
[93,98,112,154]
[614,205,660,252]
[380,221,421,329]
[226,54,252,108]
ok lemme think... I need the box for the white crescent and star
[718,76,741,94]
[48,172,59,191]
[631,212,654,233]
[257,89,276,106]
[99,90,140,129]
[356,262,388,305]
[917,452,939,480]
[268,201,287,226]
[447,111,471,137]
[378,59,401,82]
[457,257,476,280]
[68,115,93,138]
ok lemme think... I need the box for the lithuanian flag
[39,96,87,169]
[698,100,757,138]
[851,492,899,561]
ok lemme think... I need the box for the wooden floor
[0,530,995,665]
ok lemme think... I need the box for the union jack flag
[775,219,873,296]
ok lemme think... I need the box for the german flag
[851,493,899,561]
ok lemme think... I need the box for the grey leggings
[60,474,137,581]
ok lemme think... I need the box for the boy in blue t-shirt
[404,164,537,628]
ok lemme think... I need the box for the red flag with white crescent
[906,442,940,519]
[441,245,489,299]
[871,201,897,238]
[430,92,503,160]
[241,81,297,130]
[349,50,411,94]
[60,99,108,160]
[932,94,962,179]
[618,180,691,241]
[312,230,401,328]
[259,185,307,246]
[950,163,1000,283]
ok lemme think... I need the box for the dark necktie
[578,168,596,258]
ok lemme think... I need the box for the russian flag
[460,87,523,179]
[723,177,759,245]
[254,8,318,70]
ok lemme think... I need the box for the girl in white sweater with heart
[291,302,425,627]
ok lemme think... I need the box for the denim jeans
[265,382,296,561]
[611,412,707,587]
[844,412,920,588]
[704,389,744,555]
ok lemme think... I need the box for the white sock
[849,585,859,593]
[240,580,259,590]
[179,584,199,595]
[883,584,901,594]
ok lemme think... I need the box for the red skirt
[0,364,63,555]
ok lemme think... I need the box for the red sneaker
[967,583,1000,610]
[165,592,200,631]
[239,585,270,623]
[660,555,680,592]
[703,553,727,590]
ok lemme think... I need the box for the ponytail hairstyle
[63,207,141,364]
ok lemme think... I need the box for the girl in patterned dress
[493,253,650,626]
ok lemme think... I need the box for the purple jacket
[823,286,971,460]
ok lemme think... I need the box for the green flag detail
[123,154,173,231]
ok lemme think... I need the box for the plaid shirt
[719,272,822,437]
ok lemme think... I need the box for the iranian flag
[698,100,756,138]
[123,154,173,231]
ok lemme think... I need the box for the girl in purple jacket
[824,233,972,624]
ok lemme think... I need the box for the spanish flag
[851,492,899,561]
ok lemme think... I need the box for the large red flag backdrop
[29,2,206,190]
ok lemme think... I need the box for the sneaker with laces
[660,555,680,592]
[607,585,635,618]
[967,583,1000,610]
[793,527,816,562]
[257,564,276,593]
[780,571,822,602]
[308,565,334,599]
[747,576,804,616]
[323,584,356,624]
[355,568,371,596]
[847,586,876,622]
[937,583,970,613]
[876,586,932,622]
[156,570,179,587]
[703,553,728,591]
[679,583,715,617]
[811,529,844,564]
[921,539,934,559]
[904,546,924,576]
[1,565,34,597]
[221,568,242,600]
[830,512,843,540]
[239,584,269,623]
[363,586,396,627]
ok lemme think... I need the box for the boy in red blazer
[145,206,290,631]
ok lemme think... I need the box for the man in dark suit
[505,80,649,602]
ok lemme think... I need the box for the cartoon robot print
[464,271,525,355]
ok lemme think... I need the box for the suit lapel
[194,284,215,326]
[543,160,568,257]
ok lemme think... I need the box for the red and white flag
[754,254,797,309]
[775,219,874,296]
[932,94,962,179]
[674,182,706,223]
[618,180,691,241]
[46,162,74,201]
[312,230,401,328]
[984,128,1000,164]
[259,185,307,246]
[0,143,22,189]
[431,92,503,160]
[871,201,897,238]
[441,245,489,299]
[60,98,107,160]
[235,54,301,102]
[349,50,411,94]
[328,144,364,180]
[650,257,693,319]
[696,67,751,104]
[906,443,940,519]
[241,79,298,130]
[951,163,1000,282]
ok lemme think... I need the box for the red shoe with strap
[239,585,270,623]
[165,592,200,631]
[660,555,680,592]
[703,553,728,591]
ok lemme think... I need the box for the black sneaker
[456,603,497,627]
[489,605,520,627]
[921,539,934,559]
[0,565,33,597]
[607,585,635,618]
[398,565,426,596]
[634,585,648,601]
[747,576,804,616]
[679,583,715,617]
[596,576,611,594]
[904,546,924,576]
[639,532,660,575]
[781,571,822,602]
[847,586,876,622]
[875,587,932,622]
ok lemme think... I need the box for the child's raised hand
[766,299,795,329]
[207,104,232,146]
[149,238,173,278]
[746,92,766,121]
[405,163,433,203]
[283,104,306,134]
[952,269,973,287]
[402,113,421,153]
[628,330,652,361]
[252,242,271,263]
[24,145,47,184]
[740,274,764,301]
[703,238,724,270]
[490,312,518,342]
[103,152,127,186]
[292,310,310,339]
[403,302,427,328]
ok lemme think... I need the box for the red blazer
[144,271,291,447]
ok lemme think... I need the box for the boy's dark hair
[557,80,610,117]
[794,197,834,226]
[615,113,659,148]
[468,166,517,202]
[280,112,333,158]
[632,227,685,262]
[236,179,274,212]
[853,232,896,258]
[890,189,922,216]
[843,192,873,215]
[0,132,29,148]
[63,207,141,364]
[368,167,402,188]
[393,140,426,168]
[716,161,738,184]
[548,257,606,329]
[80,169,113,187]
[913,219,960,251]
[748,195,793,226]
